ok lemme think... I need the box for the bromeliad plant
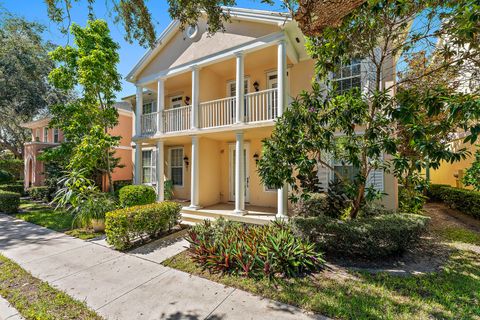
[186,219,324,279]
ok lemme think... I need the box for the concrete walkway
[0,214,325,320]
[0,296,24,320]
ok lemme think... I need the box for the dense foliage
[0,170,15,184]
[0,153,23,180]
[105,201,181,250]
[186,219,325,279]
[428,184,480,219]
[28,186,51,202]
[294,213,429,258]
[0,190,20,214]
[463,147,480,191]
[0,184,24,196]
[119,185,156,207]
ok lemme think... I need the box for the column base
[234,209,248,216]
[275,213,288,220]
[188,204,202,210]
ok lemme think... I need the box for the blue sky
[1,0,285,99]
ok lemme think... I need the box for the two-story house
[125,7,398,224]
[22,102,134,191]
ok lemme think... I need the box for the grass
[16,200,103,240]
[434,226,480,245]
[0,254,103,320]
[165,249,480,320]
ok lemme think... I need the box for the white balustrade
[141,112,158,135]
[199,96,236,129]
[245,88,278,122]
[163,105,191,133]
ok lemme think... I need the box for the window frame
[170,95,183,109]
[331,59,362,95]
[226,77,250,97]
[43,127,48,143]
[169,147,184,187]
[142,149,156,184]
[53,128,59,143]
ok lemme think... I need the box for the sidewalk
[0,214,325,320]
[0,296,24,320]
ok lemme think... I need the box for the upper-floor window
[35,129,40,142]
[332,59,361,94]
[142,149,155,184]
[170,147,184,186]
[43,127,48,143]
[143,102,155,114]
[227,78,249,97]
[53,128,59,143]
[170,96,183,109]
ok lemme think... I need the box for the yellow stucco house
[125,7,398,224]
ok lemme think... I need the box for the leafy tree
[463,147,480,191]
[48,19,122,193]
[0,14,68,157]
[259,0,480,217]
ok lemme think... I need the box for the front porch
[181,203,276,225]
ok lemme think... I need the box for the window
[332,59,361,94]
[35,129,40,142]
[143,102,155,114]
[142,150,156,184]
[227,79,249,97]
[170,96,183,109]
[170,148,183,186]
[333,164,360,185]
[43,128,48,142]
[53,128,59,143]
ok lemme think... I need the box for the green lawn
[164,210,480,320]
[0,254,103,320]
[16,200,103,240]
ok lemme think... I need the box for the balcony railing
[164,105,191,133]
[199,96,236,129]
[140,89,279,136]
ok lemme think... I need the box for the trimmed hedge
[28,186,50,201]
[428,184,480,219]
[0,170,15,184]
[294,213,429,259]
[0,190,20,213]
[0,184,25,196]
[118,185,156,207]
[105,201,181,250]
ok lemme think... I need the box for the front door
[266,71,278,118]
[229,143,250,203]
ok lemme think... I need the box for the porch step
[180,207,274,226]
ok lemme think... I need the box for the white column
[156,78,165,134]
[135,86,143,136]
[235,52,245,123]
[156,140,164,201]
[277,39,288,218]
[134,143,142,185]
[189,136,200,209]
[234,131,246,214]
[277,39,287,116]
[191,66,199,129]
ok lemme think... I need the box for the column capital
[277,38,286,45]
[190,65,200,71]
[234,51,244,58]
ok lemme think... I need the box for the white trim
[135,32,286,86]
[114,146,133,150]
[168,147,184,187]
[126,8,292,81]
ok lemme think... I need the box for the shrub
[73,192,118,228]
[105,201,181,250]
[427,184,480,219]
[0,190,20,213]
[0,184,24,196]
[118,185,156,207]
[113,180,132,198]
[294,213,429,259]
[186,219,325,279]
[0,170,15,184]
[0,158,23,180]
[28,186,50,201]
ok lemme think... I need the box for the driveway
[0,214,324,320]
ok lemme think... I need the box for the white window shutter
[152,149,157,184]
[367,168,384,192]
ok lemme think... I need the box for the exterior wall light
[253,81,260,92]
[183,156,189,169]
[253,153,259,164]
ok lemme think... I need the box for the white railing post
[235,52,245,124]
[277,38,288,218]
[191,66,199,129]
[157,78,165,134]
[189,136,200,209]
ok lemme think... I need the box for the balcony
[140,88,278,136]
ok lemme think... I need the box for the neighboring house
[21,102,134,191]
[125,7,398,224]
